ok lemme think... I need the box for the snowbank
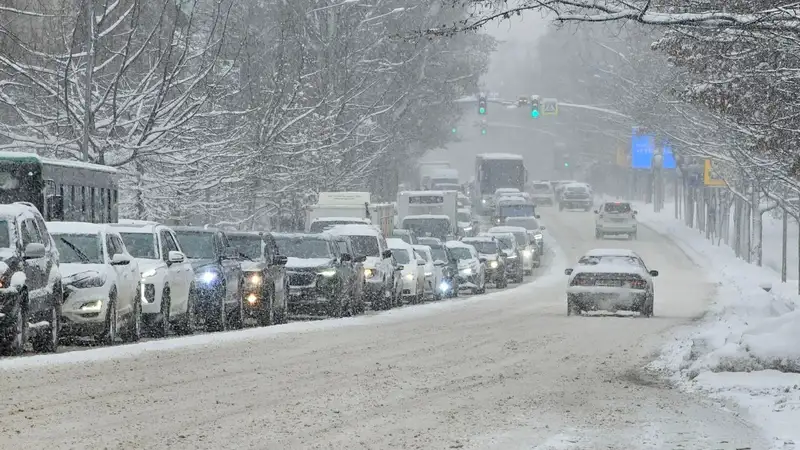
[635,204,800,448]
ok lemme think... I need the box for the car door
[112,233,138,309]
[262,233,286,308]
[159,229,188,314]
[218,232,241,303]
[166,229,193,301]
[334,238,354,294]
[20,217,48,310]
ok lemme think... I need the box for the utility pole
[82,0,95,162]
[781,207,788,282]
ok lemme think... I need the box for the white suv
[595,202,638,239]
[110,222,194,337]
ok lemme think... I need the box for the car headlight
[523,249,532,258]
[246,272,262,285]
[460,268,472,275]
[78,300,103,311]
[70,273,107,289]
[199,271,218,284]
[424,271,433,276]
[463,226,472,232]
[364,268,375,278]
[489,260,498,268]
[506,254,517,259]
[404,273,414,280]
[141,268,157,279]
[534,233,543,240]
[438,281,450,292]
[318,268,337,277]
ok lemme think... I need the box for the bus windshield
[479,159,525,195]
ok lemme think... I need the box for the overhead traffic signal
[530,98,540,119]
[478,95,487,115]
[480,118,487,135]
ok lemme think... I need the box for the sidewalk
[633,203,800,449]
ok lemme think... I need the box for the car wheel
[175,284,196,336]
[227,282,244,329]
[151,288,171,338]
[0,292,27,356]
[641,294,654,317]
[567,296,581,316]
[273,305,288,324]
[121,285,142,343]
[328,290,344,317]
[595,230,602,239]
[207,285,227,332]
[32,286,61,353]
[631,232,637,240]
[99,295,118,345]
[558,203,564,211]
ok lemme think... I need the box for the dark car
[483,233,524,283]
[226,231,289,326]
[328,234,367,315]
[505,216,546,253]
[0,203,62,355]
[559,184,592,211]
[172,227,244,332]
[426,241,459,298]
[274,233,362,317]
[461,237,507,289]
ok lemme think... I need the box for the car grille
[571,273,646,289]
[288,272,316,287]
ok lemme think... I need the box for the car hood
[135,258,166,274]
[478,253,500,261]
[61,263,107,282]
[362,256,382,269]
[501,249,515,257]
[457,259,477,269]
[457,221,471,228]
[188,258,218,271]
[241,260,266,272]
[286,257,333,269]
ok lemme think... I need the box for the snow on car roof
[495,188,520,193]
[0,203,39,218]
[584,248,638,257]
[402,214,451,220]
[324,223,382,236]
[387,238,413,250]
[274,232,331,240]
[108,222,160,234]
[488,226,527,233]
[462,236,495,243]
[46,221,106,235]
[446,240,473,249]
[311,217,369,223]
[412,244,432,252]
[572,261,648,276]
[399,190,453,196]
[457,207,471,213]
[496,197,530,205]
[478,153,524,160]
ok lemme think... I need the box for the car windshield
[457,212,471,222]
[228,235,263,260]
[604,203,632,214]
[511,232,527,246]
[392,248,411,264]
[430,247,448,262]
[275,237,333,259]
[505,218,540,230]
[532,184,551,193]
[465,241,497,254]
[347,235,380,257]
[402,218,450,239]
[499,204,535,217]
[566,186,587,193]
[579,255,643,267]
[174,232,216,259]
[53,233,103,264]
[0,220,10,248]
[309,220,365,233]
[119,232,157,259]
[493,236,513,250]
[449,247,473,260]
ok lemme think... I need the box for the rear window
[532,184,550,193]
[566,186,586,193]
[604,203,632,214]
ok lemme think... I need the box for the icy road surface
[0,210,769,450]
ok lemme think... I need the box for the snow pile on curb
[634,205,800,448]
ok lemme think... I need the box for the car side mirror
[354,255,367,263]
[535,214,541,219]
[46,195,65,221]
[341,253,353,262]
[634,210,639,215]
[479,257,487,263]
[564,268,573,275]
[649,270,659,277]
[273,255,288,266]
[168,250,186,264]
[540,226,546,230]
[395,265,404,271]
[593,210,599,214]
[110,253,132,265]
[24,242,46,259]
[434,260,446,266]
[382,249,393,259]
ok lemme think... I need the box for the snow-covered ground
[636,203,800,449]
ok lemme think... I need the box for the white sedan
[49,222,142,344]
[446,240,486,294]
[387,238,425,304]
[564,248,658,317]
[413,244,443,300]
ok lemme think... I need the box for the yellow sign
[704,159,726,186]
[616,146,629,167]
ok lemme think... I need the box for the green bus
[0,151,120,223]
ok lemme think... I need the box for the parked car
[226,231,289,325]
[327,234,367,315]
[445,240,486,294]
[594,201,638,239]
[413,244,443,300]
[387,238,425,304]
[426,241,459,298]
[49,222,141,344]
[461,236,507,289]
[326,224,400,310]
[488,225,539,273]
[274,233,360,317]
[112,222,194,337]
[173,227,244,331]
[0,203,62,355]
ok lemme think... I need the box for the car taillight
[628,279,647,289]
[570,277,593,286]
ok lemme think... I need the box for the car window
[112,235,127,255]
[263,234,279,261]
[21,218,43,245]
[160,230,180,260]
[53,233,103,264]
[106,234,118,256]
[0,220,11,249]
[604,203,632,214]
[120,232,158,259]
[392,248,411,264]
[336,240,349,255]
[32,214,51,249]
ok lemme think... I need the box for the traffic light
[480,118,487,135]
[562,154,571,168]
[478,95,487,115]
[452,127,457,134]
[530,98,540,118]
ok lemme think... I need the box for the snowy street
[0,209,769,450]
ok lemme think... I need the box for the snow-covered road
[0,210,770,449]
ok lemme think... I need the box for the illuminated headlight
[79,300,103,311]
[523,249,532,258]
[318,268,337,278]
[460,268,472,275]
[463,226,472,232]
[506,254,517,259]
[534,233,543,240]
[424,271,433,276]
[247,273,262,285]
[404,273,414,280]
[363,268,375,278]
[200,271,218,284]
[141,268,157,279]
[438,281,450,292]
[246,293,258,304]
[482,199,487,204]
[489,260,499,269]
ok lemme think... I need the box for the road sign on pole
[703,159,726,186]
[542,98,558,116]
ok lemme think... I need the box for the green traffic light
[481,129,487,135]
[452,127,457,133]
[564,162,569,167]
[531,109,540,118]
[479,107,486,114]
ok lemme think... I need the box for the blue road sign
[662,145,676,169]
[631,132,655,169]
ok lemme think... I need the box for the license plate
[596,280,618,286]
[611,218,625,222]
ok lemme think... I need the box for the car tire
[641,295,654,317]
[121,285,142,343]
[206,285,227,332]
[227,283,245,329]
[0,292,27,356]
[273,305,288,324]
[174,284,196,336]
[595,230,602,239]
[631,232,637,240]
[558,203,564,211]
[99,295,118,345]
[32,285,61,353]
[152,288,171,338]
[567,296,580,316]
[328,290,344,318]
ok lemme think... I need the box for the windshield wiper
[59,237,91,264]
